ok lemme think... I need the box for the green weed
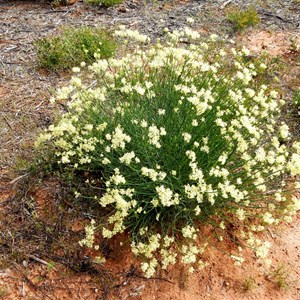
[47,260,56,271]
[35,26,116,71]
[0,287,8,298]
[241,277,256,292]
[294,89,300,109]
[227,6,260,31]
[270,264,290,289]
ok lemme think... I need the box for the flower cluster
[36,26,300,277]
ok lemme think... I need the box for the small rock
[118,6,127,13]
[22,260,28,268]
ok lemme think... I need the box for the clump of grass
[227,6,260,31]
[85,0,123,7]
[289,36,300,53]
[35,26,300,278]
[35,26,116,71]
[270,265,290,289]
[0,287,8,298]
[241,277,256,292]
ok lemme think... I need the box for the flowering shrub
[35,26,300,277]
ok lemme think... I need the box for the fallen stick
[27,254,56,270]
[221,0,233,9]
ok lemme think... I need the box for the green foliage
[0,287,8,298]
[35,27,300,277]
[270,265,290,289]
[289,36,300,53]
[85,0,124,7]
[47,260,56,271]
[35,26,116,71]
[293,89,300,109]
[227,6,260,31]
[241,277,256,292]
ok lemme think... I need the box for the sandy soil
[0,173,299,299]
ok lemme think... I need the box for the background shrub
[227,6,260,31]
[35,26,116,71]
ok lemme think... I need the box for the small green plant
[227,6,260,31]
[270,265,290,289]
[293,89,300,117]
[35,26,116,71]
[47,260,56,271]
[289,36,300,53]
[294,90,300,106]
[241,277,256,292]
[35,27,300,278]
[85,0,123,7]
[0,286,8,298]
